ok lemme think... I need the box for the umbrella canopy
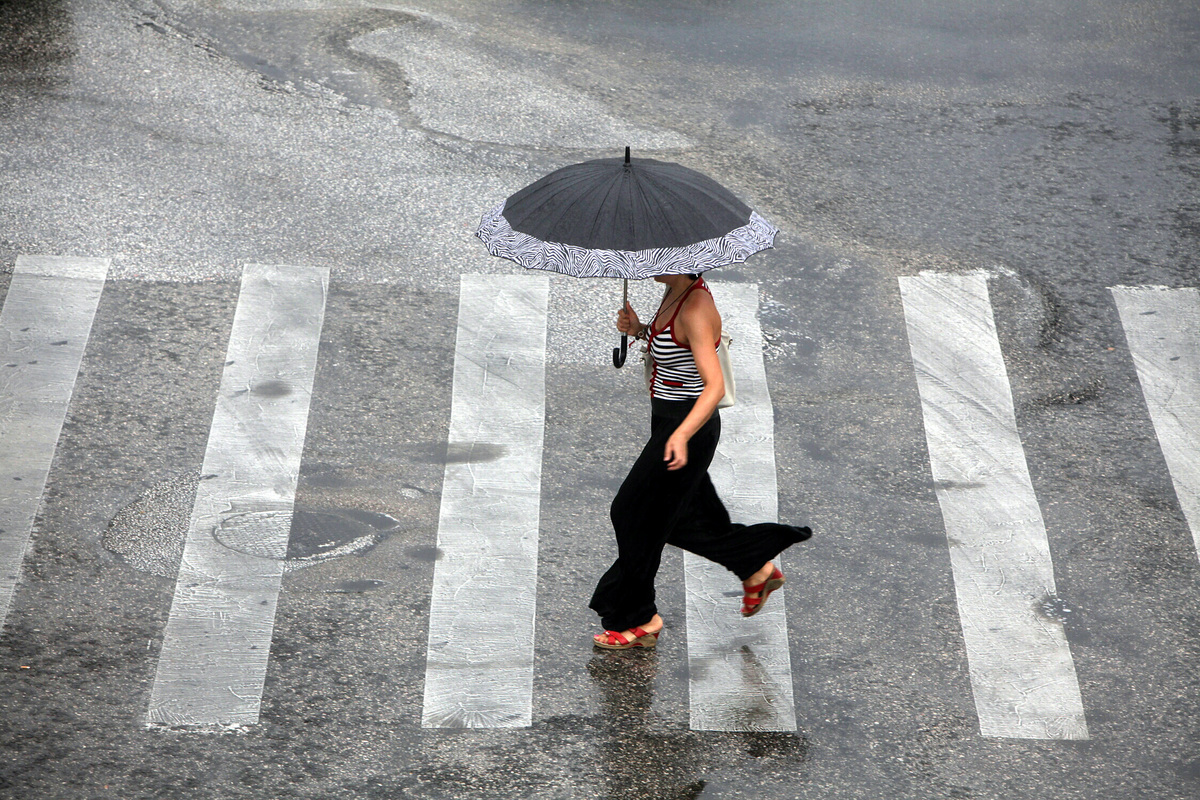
[476,150,778,280]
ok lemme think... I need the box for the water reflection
[587,650,706,800]
[730,643,789,731]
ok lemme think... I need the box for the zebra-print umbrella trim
[475,202,779,280]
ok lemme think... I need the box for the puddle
[742,731,807,759]
[908,531,947,548]
[1038,378,1103,407]
[932,480,985,491]
[405,544,443,561]
[419,442,507,464]
[300,465,354,488]
[250,380,293,398]
[1037,593,1075,624]
[327,579,387,593]
[799,440,835,462]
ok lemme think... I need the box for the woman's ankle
[744,562,774,587]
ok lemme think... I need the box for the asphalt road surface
[1,0,1198,798]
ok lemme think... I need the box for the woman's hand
[664,431,689,471]
[616,302,642,336]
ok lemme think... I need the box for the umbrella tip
[624,146,630,164]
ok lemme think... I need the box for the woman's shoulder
[676,282,721,338]
[681,281,719,317]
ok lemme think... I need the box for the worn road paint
[147,264,329,728]
[685,283,797,732]
[421,274,548,728]
[899,271,1088,740]
[0,256,109,628]
[1112,286,1200,560]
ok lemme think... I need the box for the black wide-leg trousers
[589,398,812,632]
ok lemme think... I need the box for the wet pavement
[1,0,1199,797]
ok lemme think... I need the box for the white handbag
[715,333,736,409]
[643,333,736,409]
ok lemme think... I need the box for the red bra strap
[661,277,706,332]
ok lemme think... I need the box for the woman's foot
[594,614,664,650]
[741,562,785,617]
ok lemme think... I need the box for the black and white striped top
[648,278,719,401]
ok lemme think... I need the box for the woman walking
[590,273,812,649]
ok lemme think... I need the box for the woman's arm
[663,298,724,471]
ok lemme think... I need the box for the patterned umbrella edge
[475,202,780,280]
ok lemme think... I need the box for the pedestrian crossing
[1111,287,1200,560]
[0,258,1197,739]
[0,256,109,625]
[900,273,1087,740]
[422,274,548,729]
[687,282,796,732]
[148,264,330,727]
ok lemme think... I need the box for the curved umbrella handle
[613,279,630,368]
[613,334,628,368]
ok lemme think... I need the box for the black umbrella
[477,147,778,366]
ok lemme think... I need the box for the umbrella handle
[613,334,628,368]
[613,279,630,368]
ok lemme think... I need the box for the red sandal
[593,626,660,650]
[740,566,785,617]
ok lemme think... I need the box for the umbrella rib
[513,164,620,248]
[642,168,749,246]
[636,171,707,249]
[587,168,629,250]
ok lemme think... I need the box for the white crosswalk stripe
[421,274,549,729]
[685,282,796,732]
[1112,286,1200,562]
[147,263,329,728]
[899,271,1089,740]
[0,256,109,629]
